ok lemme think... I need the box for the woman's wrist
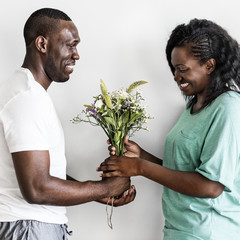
[139,147,145,159]
[136,157,142,176]
[140,148,149,160]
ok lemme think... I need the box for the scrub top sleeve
[195,106,239,192]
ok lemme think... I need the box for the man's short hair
[23,8,72,46]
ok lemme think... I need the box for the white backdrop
[1,0,240,239]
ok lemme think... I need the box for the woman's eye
[179,69,187,73]
[173,68,188,75]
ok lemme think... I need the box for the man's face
[44,20,80,83]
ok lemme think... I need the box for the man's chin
[54,75,70,83]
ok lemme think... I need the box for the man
[0,8,135,239]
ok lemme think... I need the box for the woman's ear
[35,35,48,53]
[206,58,216,74]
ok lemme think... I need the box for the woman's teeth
[180,83,189,88]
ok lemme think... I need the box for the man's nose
[73,49,80,61]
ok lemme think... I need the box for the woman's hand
[108,137,141,158]
[97,185,136,206]
[97,155,141,177]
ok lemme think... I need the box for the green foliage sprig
[72,79,151,156]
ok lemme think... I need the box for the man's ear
[205,58,216,74]
[35,36,48,53]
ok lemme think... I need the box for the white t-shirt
[0,68,68,224]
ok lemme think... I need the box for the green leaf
[128,111,143,125]
[84,105,94,109]
[114,131,122,144]
[126,80,148,94]
[100,79,112,108]
[120,110,130,125]
[104,116,116,127]
[107,110,114,118]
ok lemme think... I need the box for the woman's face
[171,44,211,99]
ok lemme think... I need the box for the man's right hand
[97,185,136,206]
[103,176,130,197]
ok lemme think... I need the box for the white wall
[1,0,240,239]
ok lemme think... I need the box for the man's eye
[67,43,76,48]
[179,69,187,73]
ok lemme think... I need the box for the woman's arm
[109,137,162,165]
[98,156,224,198]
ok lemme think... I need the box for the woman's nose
[174,74,182,82]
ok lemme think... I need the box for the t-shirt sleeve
[195,104,240,192]
[2,91,50,153]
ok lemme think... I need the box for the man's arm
[66,173,137,206]
[12,150,130,206]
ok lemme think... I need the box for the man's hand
[97,185,136,206]
[102,176,131,197]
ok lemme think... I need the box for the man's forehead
[57,21,80,42]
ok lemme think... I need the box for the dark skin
[14,19,136,207]
[97,45,224,199]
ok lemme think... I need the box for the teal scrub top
[163,91,240,240]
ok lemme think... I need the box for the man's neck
[22,62,52,91]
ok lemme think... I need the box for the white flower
[136,89,142,95]
[95,99,103,109]
[111,89,129,99]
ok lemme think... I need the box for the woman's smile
[179,82,190,91]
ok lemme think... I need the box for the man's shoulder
[0,68,48,112]
[0,68,30,105]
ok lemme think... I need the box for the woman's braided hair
[166,18,240,107]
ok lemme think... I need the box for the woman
[97,19,240,240]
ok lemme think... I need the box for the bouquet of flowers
[72,79,151,156]
[72,79,151,228]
